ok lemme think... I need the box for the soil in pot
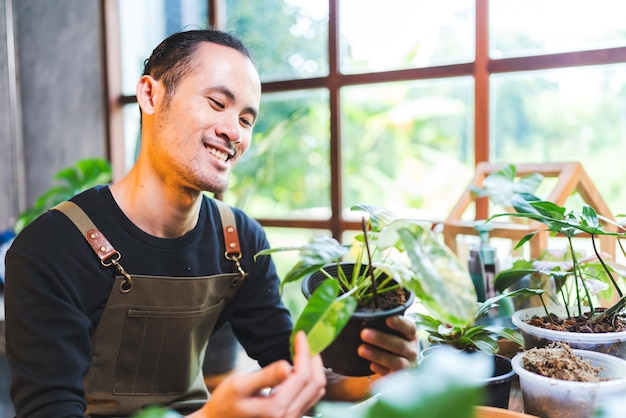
[521,342,604,382]
[303,263,415,376]
[512,306,626,359]
[525,309,626,334]
[512,343,626,418]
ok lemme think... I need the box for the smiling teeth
[209,147,228,163]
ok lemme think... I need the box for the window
[109,0,626,250]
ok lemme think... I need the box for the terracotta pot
[302,262,415,376]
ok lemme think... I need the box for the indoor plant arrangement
[256,204,424,376]
[488,192,626,358]
[256,204,486,374]
[256,203,533,399]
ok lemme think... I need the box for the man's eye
[240,118,254,128]
[209,98,225,109]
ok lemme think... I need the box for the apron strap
[52,201,119,264]
[213,199,248,279]
[51,197,247,282]
[52,200,134,292]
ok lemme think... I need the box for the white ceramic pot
[512,349,626,418]
[512,306,626,359]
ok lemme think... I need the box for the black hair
[142,28,253,99]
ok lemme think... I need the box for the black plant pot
[484,354,516,409]
[302,262,415,377]
[420,345,516,409]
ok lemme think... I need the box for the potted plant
[257,203,534,407]
[393,211,546,409]
[488,192,626,359]
[256,204,420,376]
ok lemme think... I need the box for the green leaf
[471,164,543,207]
[351,204,397,232]
[14,158,111,233]
[254,237,350,290]
[398,225,477,327]
[291,280,357,356]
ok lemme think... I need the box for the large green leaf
[291,280,357,356]
[397,224,477,327]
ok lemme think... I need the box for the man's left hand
[358,315,418,375]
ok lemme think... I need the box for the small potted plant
[391,205,547,409]
[488,192,626,358]
[256,204,420,376]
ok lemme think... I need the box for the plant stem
[362,217,380,310]
[568,236,594,317]
[588,295,626,324]
[590,233,623,298]
[539,294,553,323]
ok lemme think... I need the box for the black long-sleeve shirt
[5,186,292,418]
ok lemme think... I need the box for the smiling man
[5,29,417,418]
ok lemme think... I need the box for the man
[5,29,417,417]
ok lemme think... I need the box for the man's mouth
[208,146,232,163]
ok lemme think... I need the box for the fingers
[245,360,292,395]
[386,315,418,341]
[200,340,326,418]
[358,316,418,375]
[275,331,326,412]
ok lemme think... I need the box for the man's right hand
[189,331,326,418]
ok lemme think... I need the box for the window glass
[121,104,141,172]
[341,77,474,220]
[118,0,208,95]
[222,0,329,82]
[491,64,626,212]
[224,89,331,218]
[490,0,626,58]
[339,0,474,74]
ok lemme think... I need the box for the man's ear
[136,75,162,115]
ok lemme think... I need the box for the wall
[0,0,107,412]
[0,0,106,231]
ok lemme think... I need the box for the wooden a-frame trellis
[442,162,617,259]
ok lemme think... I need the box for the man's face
[147,42,261,194]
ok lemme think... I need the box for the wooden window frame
[103,0,626,240]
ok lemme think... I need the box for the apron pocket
[112,300,224,395]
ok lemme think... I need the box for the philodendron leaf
[470,164,543,207]
[351,204,397,232]
[397,224,477,327]
[291,280,357,356]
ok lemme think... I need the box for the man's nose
[216,115,242,144]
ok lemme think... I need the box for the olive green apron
[52,200,247,417]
